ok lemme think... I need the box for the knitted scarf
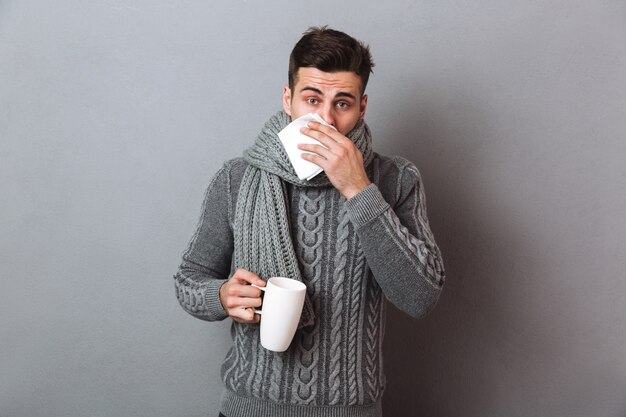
[234,110,373,327]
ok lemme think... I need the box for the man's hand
[219,268,266,324]
[298,121,371,199]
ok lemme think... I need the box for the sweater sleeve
[345,163,445,319]
[173,162,234,322]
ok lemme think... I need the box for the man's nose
[318,104,335,127]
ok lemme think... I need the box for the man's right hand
[219,268,266,324]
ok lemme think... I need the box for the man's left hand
[298,121,371,199]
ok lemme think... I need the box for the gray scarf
[234,110,373,327]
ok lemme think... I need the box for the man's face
[282,67,368,136]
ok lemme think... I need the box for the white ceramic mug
[253,277,306,352]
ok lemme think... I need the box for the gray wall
[1,1,625,416]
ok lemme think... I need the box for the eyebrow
[300,86,357,100]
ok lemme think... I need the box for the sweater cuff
[205,278,229,320]
[346,183,391,228]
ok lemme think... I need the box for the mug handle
[251,284,266,315]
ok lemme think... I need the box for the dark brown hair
[288,26,374,96]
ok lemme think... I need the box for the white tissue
[277,113,337,181]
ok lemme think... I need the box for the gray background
[1,1,625,416]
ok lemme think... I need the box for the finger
[231,268,265,286]
[305,121,342,140]
[225,283,262,299]
[231,295,262,309]
[297,143,331,159]
[244,308,261,323]
[231,307,257,323]
[234,313,260,324]
[300,126,340,147]
[301,152,327,168]
[224,296,262,312]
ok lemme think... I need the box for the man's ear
[359,94,368,120]
[282,85,292,116]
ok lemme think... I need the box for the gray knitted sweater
[174,153,445,417]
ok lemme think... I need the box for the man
[174,26,445,417]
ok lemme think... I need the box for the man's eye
[336,101,349,109]
[306,98,318,105]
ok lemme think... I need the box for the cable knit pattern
[173,112,445,417]
[174,274,206,314]
[291,187,325,405]
[233,111,374,329]
[328,198,350,405]
[174,166,230,322]
[268,351,285,402]
[382,210,444,288]
[347,246,367,405]
[223,324,251,393]
[247,332,266,398]
[364,280,382,403]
